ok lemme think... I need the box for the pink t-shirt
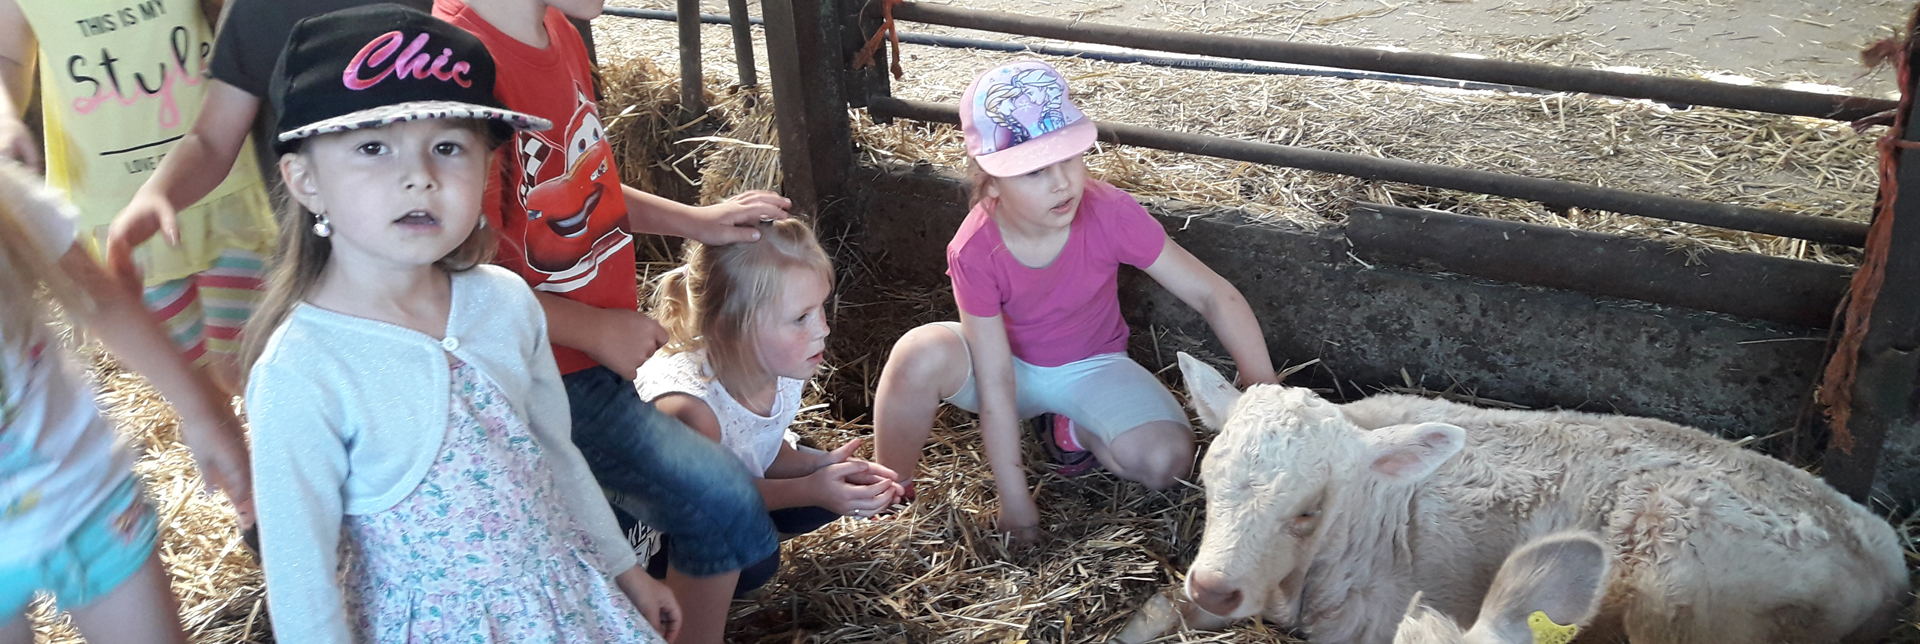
[948,180,1168,367]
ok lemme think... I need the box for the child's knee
[889,325,966,374]
[1112,424,1194,489]
[880,324,971,402]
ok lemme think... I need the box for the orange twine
[853,0,905,79]
[1819,9,1920,453]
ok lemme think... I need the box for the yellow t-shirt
[19,0,276,285]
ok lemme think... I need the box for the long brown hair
[651,218,832,384]
[240,124,499,374]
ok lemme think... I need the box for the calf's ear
[1463,532,1609,644]
[1363,422,1465,482]
[1393,591,1467,644]
[1179,352,1242,431]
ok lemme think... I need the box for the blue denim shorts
[0,477,156,615]
[638,505,838,597]
[564,366,776,576]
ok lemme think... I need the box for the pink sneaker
[1032,414,1099,477]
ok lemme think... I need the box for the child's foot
[1032,414,1099,477]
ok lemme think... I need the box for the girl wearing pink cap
[872,60,1278,540]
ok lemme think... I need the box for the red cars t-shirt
[436,1,635,374]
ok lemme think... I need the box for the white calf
[1133,353,1907,644]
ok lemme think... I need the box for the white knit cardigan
[246,265,634,643]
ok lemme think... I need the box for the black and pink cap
[269,3,549,153]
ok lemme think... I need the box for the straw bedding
[27,14,1918,644]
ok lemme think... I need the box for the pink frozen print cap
[960,60,1097,177]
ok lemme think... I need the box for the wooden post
[1821,44,1920,508]
[762,0,853,220]
[677,0,705,116]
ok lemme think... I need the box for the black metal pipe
[1347,203,1850,328]
[726,0,758,86]
[676,0,705,114]
[868,96,1870,246]
[597,8,1552,95]
[885,2,1894,122]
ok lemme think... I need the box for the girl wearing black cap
[242,6,675,642]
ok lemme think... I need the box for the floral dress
[342,358,662,643]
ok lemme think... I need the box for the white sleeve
[246,341,356,644]
[512,282,639,576]
[12,181,78,266]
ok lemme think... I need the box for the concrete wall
[847,164,1834,456]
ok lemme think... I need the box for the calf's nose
[1187,569,1243,616]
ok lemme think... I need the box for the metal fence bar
[676,0,705,114]
[1348,204,1851,328]
[884,2,1894,122]
[868,96,1870,246]
[601,8,1546,96]
[727,0,757,86]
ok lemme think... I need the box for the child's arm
[652,395,899,514]
[615,565,681,642]
[1141,238,1278,386]
[0,0,39,172]
[620,185,792,245]
[958,311,1043,540]
[108,81,261,262]
[246,362,356,644]
[56,241,253,521]
[534,291,668,378]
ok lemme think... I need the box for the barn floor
[26,2,1920,642]
[36,270,1920,643]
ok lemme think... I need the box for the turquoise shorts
[934,322,1191,443]
[0,478,157,615]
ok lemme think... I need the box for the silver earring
[312,214,332,238]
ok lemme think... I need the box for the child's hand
[995,490,1043,544]
[0,116,38,173]
[685,191,790,245]
[582,308,671,379]
[110,189,184,266]
[811,439,905,514]
[807,459,899,517]
[616,565,681,642]
[179,405,256,527]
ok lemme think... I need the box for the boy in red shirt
[435,1,790,642]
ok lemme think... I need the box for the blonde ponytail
[650,265,700,352]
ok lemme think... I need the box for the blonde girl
[871,60,1279,541]
[0,159,249,644]
[242,6,674,642]
[634,218,903,596]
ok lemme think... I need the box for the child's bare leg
[1076,421,1194,490]
[67,552,186,644]
[872,324,972,483]
[664,567,740,644]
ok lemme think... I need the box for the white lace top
[634,348,802,477]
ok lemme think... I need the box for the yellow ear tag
[1527,611,1579,644]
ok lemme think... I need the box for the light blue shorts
[0,477,158,615]
[934,322,1190,444]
